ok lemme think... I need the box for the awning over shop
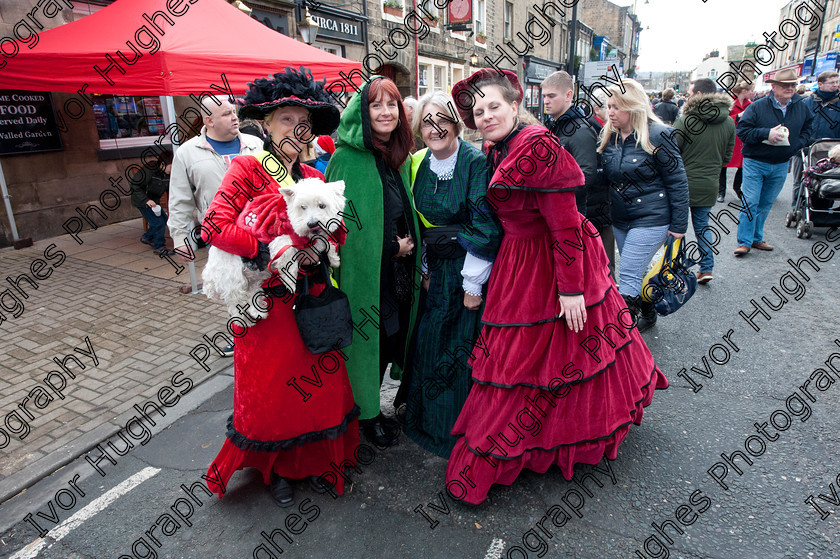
[0,0,361,95]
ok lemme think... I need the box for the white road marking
[11,467,161,559]
[484,537,506,559]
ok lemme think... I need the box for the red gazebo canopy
[0,0,361,95]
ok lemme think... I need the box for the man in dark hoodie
[735,68,813,256]
[673,78,735,284]
[542,70,615,275]
[796,71,840,207]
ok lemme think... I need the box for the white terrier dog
[202,178,346,320]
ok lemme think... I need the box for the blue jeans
[613,224,670,297]
[138,205,168,250]
[737,158,788,247]
[690,206,715,273]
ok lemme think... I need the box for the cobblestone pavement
[0,219,232,503]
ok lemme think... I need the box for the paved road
[1,174,839,559]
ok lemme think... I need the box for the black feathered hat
[239,67,340,135]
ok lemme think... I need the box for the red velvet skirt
[445,221,668,505]
[207,290,359,498]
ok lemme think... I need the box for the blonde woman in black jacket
[599,79,690,331]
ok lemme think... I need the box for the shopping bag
[641,235,697,316]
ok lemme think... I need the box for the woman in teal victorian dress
[400,91,502,457]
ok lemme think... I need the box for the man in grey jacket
[167,96,263,260]
[167,96,263,358]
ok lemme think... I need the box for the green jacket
[674,93,736,207]
[325,77,422,421]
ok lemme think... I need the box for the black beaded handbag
[293,256,353,354]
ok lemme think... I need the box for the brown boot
[751,241,774,251]
[733,245,750,256]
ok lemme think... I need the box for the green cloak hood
[325,76,422,421]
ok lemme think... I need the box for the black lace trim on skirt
[226,404,361,452]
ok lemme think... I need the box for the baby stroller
[785,138,840,238]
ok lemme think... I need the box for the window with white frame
[504,2,512,40]
[418,58,449,97]
[315,44,344,57]
[382,0,404,21]
[419,0,439,20]
[475,0,485,35]
[452,67,464,93]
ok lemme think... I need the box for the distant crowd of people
[647,69,840,259]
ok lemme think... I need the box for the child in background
[801,144,840,192]
[312,135,335,174]
[131,151,174,255]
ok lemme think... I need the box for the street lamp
[470,52,479,66]
[232,0,252,13]
[566,2,578,77]
[298,6,320,45]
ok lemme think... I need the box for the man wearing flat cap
[734,68,813,256]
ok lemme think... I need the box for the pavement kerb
[0,358,235,506]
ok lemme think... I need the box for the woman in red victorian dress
[204,68,359,507]
[444,69,669,505]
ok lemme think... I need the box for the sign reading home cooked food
[0,90,63,156]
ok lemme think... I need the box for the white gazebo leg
[0,163,21,242]
[163,95,200,294]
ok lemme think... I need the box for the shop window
[525,84,541,120]
[93,95,165,148]
[316,44,345,57]
[418,60,449,97]
[419,64,429,97]
[452,67,464,93]
[72,2,111,16]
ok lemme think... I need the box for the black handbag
[293,257,353,354]
[422,224,467,260]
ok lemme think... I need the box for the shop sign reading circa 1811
[0,90,63,156]
[309,8,363,44]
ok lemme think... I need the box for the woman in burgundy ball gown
[444,69,669,505]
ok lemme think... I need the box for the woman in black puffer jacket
[599,79,689,332]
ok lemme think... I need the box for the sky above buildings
[612,0,793,72]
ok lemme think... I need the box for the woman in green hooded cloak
[326,77,422,447]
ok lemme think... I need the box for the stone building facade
[0,0,142,247]
[0,0,632,246]
[770,0,840,81]
[577,0,641,75]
